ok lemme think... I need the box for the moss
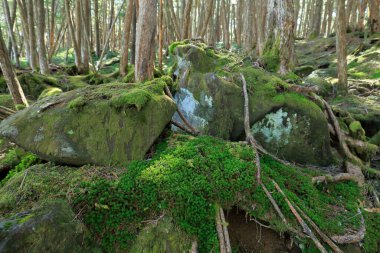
[67,96,87,110]
[363,212,380,253]
[303,77,333,97]
[169,41,189,55]
[110,88,152,111]
[279,72,301,84]
[349,121,366,140]
[38,87,63,100]
[294,65,315,77]
[70,135,361,252]
[122,65,135,83]
[17,73,59,99]
[369,131,380,146]
[262,37,281,72]
[0,94,15,109]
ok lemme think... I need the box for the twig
[312,173,360,185]
[272,180,328,253]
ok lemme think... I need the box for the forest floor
[0,33,379,253]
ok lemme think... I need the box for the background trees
[0,0,378,80]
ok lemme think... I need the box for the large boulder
[170,41,333,166]
[0,200,96,253]
[0,78,176,166]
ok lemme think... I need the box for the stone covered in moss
[170,41,333,165]
[0,78,176,166]
[0,200,96,253]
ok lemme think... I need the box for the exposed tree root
[287,85,320,94]
[322,99,362,165]
[364,208,380,213]
[272,180,328,253]
[331,209,365,244]
[294,205,344,253]
[312,173,360,185]
[170,120,195,136]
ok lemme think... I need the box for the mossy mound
[0,77,176,166]
[0,135,366,252]
[170,40,333,166]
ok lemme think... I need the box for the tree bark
[0,27,29,107]
[135,0,157,82]
[336,0,348,94]
[279,0,296,74]
[120,0,134,76]
[27,0,39,71]
[309,0,323,38]
[358,0,368,32]
[94,0,101,56]
[36,0,50,74]
[369,0,380,33]
[2,0,20,68]
[182,0,193,39]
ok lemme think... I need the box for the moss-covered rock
[0,78,176,166]
[0,200,96,253]
[170,41,333,165]
[294,65,316,77]
[38,87,63,100]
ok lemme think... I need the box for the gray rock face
[0,81,176,166]
[0,200,96,253]
[171,41,334,166]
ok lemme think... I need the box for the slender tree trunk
[135,0,157,82]
[327,0,334,35]
[36,0,49,74]
[94,0,101,56]
[199,0,214,38]
[0,27,28,107]
[131,0,137,65]
[336,0,348,94]
[236,0,243,46]
[2,0,20,68]
[220,0,230,49]
[81,0,90,73]
[48,0,56,61]
[120,0,134,76]
[158,0,164,70]
[27,0,39,71]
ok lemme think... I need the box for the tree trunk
[336,0,348,94]
[369,0,380,33]
[279,0,296,74]
[27,0,39,71]
[221,0,230,49]
[135,0,157,82]
[130,0,137,65]
[36,0,50,74]
[182,0,193,39]
[2,0,20,68]
[199,0,214,38]
[358,0,368,32]
[309,0,323,38]
[94,0,101,56]
[0,27,29,107]
[120,0,134,77]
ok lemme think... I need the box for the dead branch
[331,209,365,244]
[364,208,380,213]
[272,180,328,253]
[294,205,343,253]
[219,208,232,253]
[241,73,261,183]
[216,207,227,253]
[190,241,198,253]
[170,120,195,136]
[0,105,16,120]
[165,86,199,136]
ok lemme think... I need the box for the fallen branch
[364,208,380,213]
[294,205,343,253]
[331,209,365,244]
[165,86,199,136]
[272,180,328,253]
[170,120,195,136]
[0,105,16,119]
[219,208,232,253]
[215,207,228,253]
[287,85,320,94]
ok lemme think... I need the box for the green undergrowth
[70,135,361,252]
[0,148,40,187]
[363,212,380,253]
